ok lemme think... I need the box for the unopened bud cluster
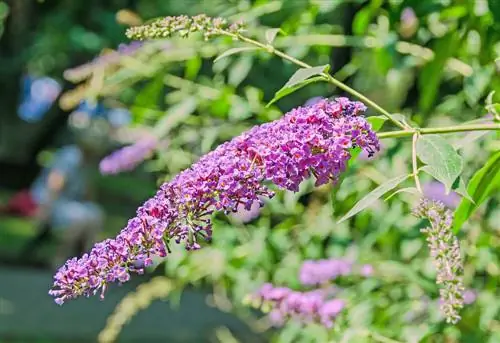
[126,14,244,41]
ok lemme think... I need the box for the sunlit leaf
[266,76,324,107]
[213,46,260,63]
[338,174,411,223]
[284,65,329,88]
[416,135,463,193]
[367,116,387,131]
[453,151,500,232]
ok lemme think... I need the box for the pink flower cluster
[49,98,380,305]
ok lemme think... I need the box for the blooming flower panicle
[413,198,464,324]
[99,137,158,175]
[50,98,380,305]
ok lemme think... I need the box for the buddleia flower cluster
[49,98,380,305]
[247,258,373,328]
[247,284,345,328]
[126,14,244,41]
[99,136,159,175]
[413,198,464,324]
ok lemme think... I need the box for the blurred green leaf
[416,135,463,193]
[131,73,165,123]
[464,65,494,107]
[213,46,260,63]
[154,97,198,136]
[228,55,253,87]
[352,0,382,36]
[489,0,500,23]
[184,56,202,80]
[338,174,411,223]
[453,151,500,232]
[418,32,460,113]
[265,28,282,44]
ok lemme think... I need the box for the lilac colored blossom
[413,198,464,324]
[422,181,460,209]
[299,258,373,285]
[49,98,380,304]
[463,289,477,305]
[360,264,374,277]
[254,283,344,328]
[99,137,158,175]
[230,200,262,223]
[299,259,353,286]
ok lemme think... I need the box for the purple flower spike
[50,98,380,305]
[99,137,158,175]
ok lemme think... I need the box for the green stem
[378,123,500,139]
[220,30,407,130]
[412,133,422,194]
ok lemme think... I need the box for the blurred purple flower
[463,289,477,305]
[360,264,374,277]
[99,137,158,175]
[422,181,460,209]
[254,283,344,328]
[300,259,353,286]
[49,98,380,305]
[231,200,262,223]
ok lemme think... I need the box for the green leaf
[451,177,474,203]
[453,151,500,232]
[266,65,329,107]
[266,76,324,107]
[416,135,463,193]
[265,28,282,44]
[284,65,329,88]
[338,174,411,223]
[213,46,260,63]
[367,116,387,131]
[384,187,420,201]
